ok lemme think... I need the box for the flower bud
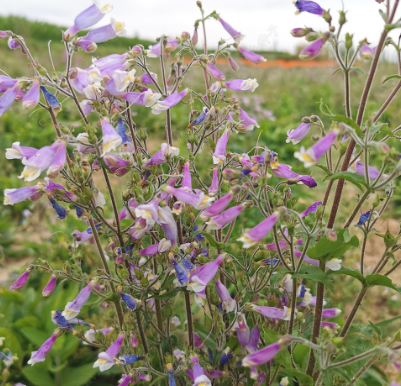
[323,10,332,24]
[305,32,320,42]
[131,45,142,56]
[345,33,353,50]
[181,31,190,41]
[339,11,347,26]
[42,274,57,297]
[291,28,312,38]
[325,228,337,242]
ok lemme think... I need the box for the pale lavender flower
[300,201,322,217]
[147,39,179,58]
[199,190,236,220]
[0,31,11,39]
[4,185,41,205]
[47,141,67,178]
[19,145,56,182]
[299,33,330,60]
[241,338,291,367]
[294,129,339,167]
[207,202,250,230]
[28,330,61,365]
[206,63,226,81]
[216,280,236,312]
[22,80,40,109]
[84,328,113,344]
[287,123,311,144]
[192,27,198,45]
[104,155,131,176]
[42,274,57,297]
[64,1,113,40]
[247,325,261,353]
[93,333,124,371]
[182,160,192,192]
[217,17,243,42]
[236,315,250,353]
[228,56,239,71]
[250,304,291,320]
[124,89,162,107]
[118,375,133,386]
[161,186,215,210]
[225,78,259,92]
[157,206,178,248]
[6,142,37,160]
[213,129,231,164]
[151,88,190,115]
[349,160,385,180]
[322,308,342,319]
[187,254,226,293]
[209,167,219,195]
[8,38,21,50]
[0,81,22,117]
[10,266,34,291]
[236,46,266,64]
[100,118,122,157]
[92,53,128,76]
[62,280,96,320]
[291,28,312,37]
[359,44,377,60]
[238,210,284,249]
[238,108,259,131]
[0,75,17,93]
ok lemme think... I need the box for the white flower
[237,232,257,249]
[151,101,169,115]
[294,146,317,168]
[142,89,162,107]
[93,0,113,13]
[93,190,106,208]
[0,337,5,346]
[110,18,127,37]
[283,306,298,321]
[88,67,103,85]
[83,84,101,100]
[240,78,259,92]
[112,69,136,92]
[158,238,171,253]
[325,258,342,271]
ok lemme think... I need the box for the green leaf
[368,320,382,340]
[22,366,55,386]
[350,67,366,75]
[319,99,334,116]
[330,115,363,136]
[263,328,313,386]
[148,376,166,386]
[332,68,343,75]
[375,314,401,328]
[199,232,220,248]
[307,229,359,261]
[293,266,335,293]
[382,74,401,84]
[368,123,388,137]
[20,327,49,347]
[97,156,113,173]
[365,274,400,293]
[316,164,333,177]
[325,171,369,191]
[0,287,24,304]
[149,287,181,300]
[378,124,394,138]
[379,9,387,22]
[327,267,366,284]
[60,335,81,362]
[60,364,99,386]
[0,328,23,365]
[193,322,217,351]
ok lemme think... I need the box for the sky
[1,0,400,55]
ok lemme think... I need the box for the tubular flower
[321,308,342,319]
[216,280,236,312]
[146,143,180,166]
[48,196,68,220]
[199,189,237,220]
[299,33,331,60]
[272,164,317,188]
[191,354,212,386]
[0,75,17,93]
[28,330,62,365]
[118,375,133,386]
[225,78,259,92]
[241,337,291,367]
[236,46,266,64]
[158,206,178,247]
[294,1,325,16]
[182,160,192,192]
[206,63,226,81]
[42,274,57,297]
[92,53,128,76]
[294,129,339,167]
[207,202,251,230]
[287,123,311,144]
[10,266,34,291]
[0,81,22,117]
[209,167,219,195]
[84,327,114,343]
[294,251,342,271]
[47,141,67,178]
[22,80,40,109]
[40,86,62,114]
[236,315,250,353]
[349,160,386,180]
[93,333,124,371]
[117,355,144,365]
[151,88,190,115]
[300,201,322,217]
[237,108,259,131]
[100,118,122,157]
[170,255,189,286]
[187,254,226,293]
[147,39,179,58]
[62,280,96,320]
[213,128,231,164]
[238,210,283,249]
[166,363,176,386]
[123,89,162,107]
[247,325,261,353]
[250,304,292,320]
[110,69,136,94]
[104,155,130,176]
[117,286,141,310]
[161,186,215,210]
[228,56,240,71]
[4,185,41,205]
[19,144,57,182]
[360,44,377,60]
[217,16,243,42]
[64,0,113,40]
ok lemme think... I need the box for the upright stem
[159,42,173,146]
[340,286,368,337]
[88,218,124,329]
[125,101,139,155]
[185,291,194,349]
[201,15,210,92]
[135,312,149,354]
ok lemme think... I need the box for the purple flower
[84,327,114,343]
[0,30,11,39]
[216,280,236,312]
[157,206,178,248]
[360,44,377,60]
[161,186,215,210]
[119,198,138,220]
[64,1,113,40]
[151,88,189,115]
[322,308,342,319]
[147,39,179,58]
[250,304,290,320]
[47,141,67,178]
[237,108,259,131]
[28,330,62,365]
[228,56,239,71]
[225,78,259,92]
[207,202,250,230]
[139,72,158,85]
[6,141,38,160]
[356,211,371,227]
[181,160,192,192]
[199,189,236,220]
[100,118,123,157]
[62,280,96,320]
[206,63,226,81]
[92,53,128,76]
[247,325,261,353]
[123,89,162,107]
[117,287,140,310]
[8,37,21,50]
[146,143,180,166]
[192,27,198,45]
[287,123,311,144]
[104,154,131,176]
[217,17,243,42]
[0,81,22,117]
[118,375,133,386]
[170,255,190,285]
[291,28,312,37]
[22,80,40,109]
[93,333,124,371]
[0,75,17,93]
[191,354,212,386]
[294,1,325,16]
[300,201,322,217]
[236,46,266,64]
[19,145,56,182]
[238,210,284,249]
[213,129,231,164]
[10,266,34,291]
[294,129,339,167]
[4,185,41,206]
[350,160,385,180]
[209,167,219,195]
[299,33,330,60]
[321,322,340,330]
[241,337,291,367]
[187,254,226,293]
[42,274,57,297]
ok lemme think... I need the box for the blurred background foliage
[1,16,401,386]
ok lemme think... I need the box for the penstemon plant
[2,0,401,385]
